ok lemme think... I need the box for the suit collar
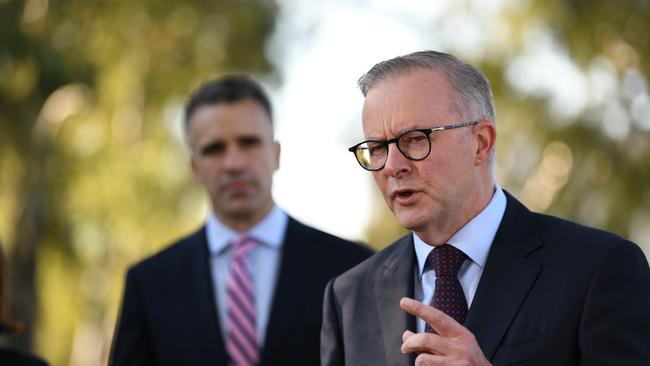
[464,191,543,360]
[206,205,288,254]
[261,217,322,363]
[181,227,228,364]
[375,235,417,366]
[184,217,320,365]
[413,186,507,276]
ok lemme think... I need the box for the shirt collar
[206,204,289,255]
[413,186,507,276]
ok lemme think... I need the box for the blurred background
[0,0,648,364]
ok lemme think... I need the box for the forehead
[361,68,460,138]
[188,99,273,142]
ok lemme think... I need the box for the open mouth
[393,189,415,199]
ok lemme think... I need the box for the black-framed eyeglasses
[348,120,479,171]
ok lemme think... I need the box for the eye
[400,131,429,148]
[367,143,385,157]
[238,136,262,149]
[200,141,225,156]
[406,134,427,143]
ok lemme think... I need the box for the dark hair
[184,75,273,134]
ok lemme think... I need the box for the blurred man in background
[322,50,650,365]
[111,75,372,366]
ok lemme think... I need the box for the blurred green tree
[0,0,277,364]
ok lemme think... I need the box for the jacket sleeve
[579,239,650,365]
[321,278,345,366]
[109,268,153,366]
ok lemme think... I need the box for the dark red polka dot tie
[425,244,468,332]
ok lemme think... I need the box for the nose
[382,143,410,177]
[223,146,247,171]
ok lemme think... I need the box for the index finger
[400,297,465,337]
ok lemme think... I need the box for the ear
[273,141,281,171]
[474,120,496,166]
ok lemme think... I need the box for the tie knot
[427,244,467,277]
[231,234,256,258]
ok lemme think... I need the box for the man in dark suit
[110,76,372,366]
[322,50,650,365]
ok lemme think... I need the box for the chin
[394,213,426,232]
[222,202,256,216]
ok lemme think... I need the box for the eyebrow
[396,125,425,135]
[199,140,224,155]
[237,134,262,143]
[366,125,426,141]
[197,134,264,154]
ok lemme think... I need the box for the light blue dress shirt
[206,204,288,345]
[413,186,506,333]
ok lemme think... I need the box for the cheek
[194,161,213,181]
[204,171,223,188]
[372,173,390,195]
[254,149,278,173]
[256,159,277,181]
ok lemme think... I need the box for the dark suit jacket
[0,348,48,366]
[110,217,372,366]
[322,192,650,366]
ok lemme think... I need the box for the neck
[416,183,495,246]
[214,202,275,232]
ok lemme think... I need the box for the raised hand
[400,297,491,366]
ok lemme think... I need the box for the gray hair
[358,50,496,123]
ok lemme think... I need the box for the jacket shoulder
[534,213,632,252]
[332,234,410,293]
[530,212,649,276]
[504,191,639,260]
[288,217,374,259]
[0,348,48,366]
[127,227,206,278]
[535,213,621,242]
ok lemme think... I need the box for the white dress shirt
[206,204,288,345]
[413,186,506,332]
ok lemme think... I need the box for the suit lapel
[464,192,543,360]
[375,235,417,366]
[182,228,228,364]
[261,218,321,363]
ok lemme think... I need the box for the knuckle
[415,353,434,366]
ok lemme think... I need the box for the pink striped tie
[226,234,259,366]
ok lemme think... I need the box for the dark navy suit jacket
[0,348,48,366]
[322,192,650,365]
[111,217,372,366]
